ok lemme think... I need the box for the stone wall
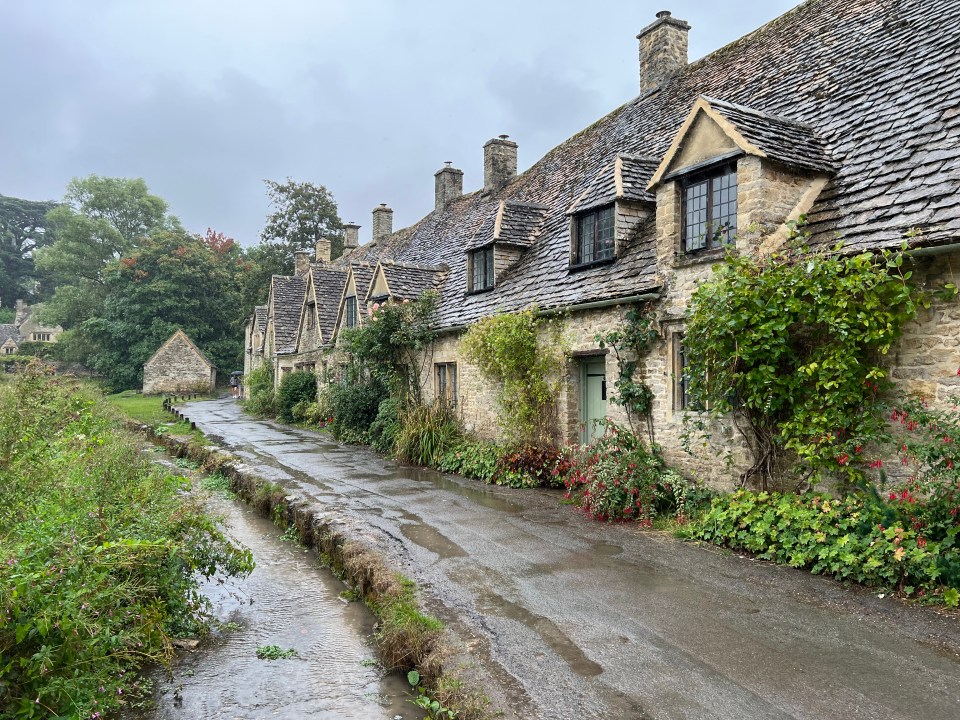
[143,333,215,394]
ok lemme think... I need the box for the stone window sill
[674,247,729,269]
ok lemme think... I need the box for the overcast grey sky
[1,1,798,245]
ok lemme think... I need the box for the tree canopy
[0,193,57,308]
[36,176,180,329]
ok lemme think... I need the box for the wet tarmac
[180,399,960,720]
[148,470,411,720]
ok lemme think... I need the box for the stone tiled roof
[374,260,448,301]
[569,154,658,214]
[310,265,347,342]
[700,97,837,174]
[349,263,377,317]
[465,201,548,251]
[145,329,214,368]
[254,306,267,335]
[271,275,305,354]
[0,325,21,345]
[312,0,960,331]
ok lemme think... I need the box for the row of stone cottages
[244,0,960,488]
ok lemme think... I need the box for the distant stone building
[0,300,63,355]
[142,329,216,395]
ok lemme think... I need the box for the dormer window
[573,205,615,267]
[682,164,737,252]
[345,296,358,327]
[469,246,494,293]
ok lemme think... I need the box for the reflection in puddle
[401,523,469,559]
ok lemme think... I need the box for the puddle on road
[401,523,469,560]
[473,587,604,678]
[148,486,411,720]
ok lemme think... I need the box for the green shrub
[394,402,462,467]
[244,365,276,417]
[326,374,388,443]
[0,369,254,718]
[563,423,707,525]
[690,489,958,605]
[275,370,317,423]
[369,397,401,454]
[437,438,503,482]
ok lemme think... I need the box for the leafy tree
[84,228,249,389]
[683,241,931,490]
[35,176,179,329]
[0,194,57,308]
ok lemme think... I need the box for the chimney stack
[483,135,518,194]
[294,250,311,277]
[343,222,360,256]
[372,204,393,242]
[435,161,464,212]
[14,299,28,326]
[637,11,690,93]
[315,238,331,263]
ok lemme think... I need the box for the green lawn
[106,390,208,440]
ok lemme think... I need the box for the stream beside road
[147,466,411,720]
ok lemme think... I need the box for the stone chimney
[637,11,691,93]
[14,299,28,326]
[294,251,311,277]
[315,238,331,263]
[434,161,464,212]
[343,222,360,256]
[483,135,518,194]
[372,204,393,242]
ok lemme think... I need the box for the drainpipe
[906,241,960,258]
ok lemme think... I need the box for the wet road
[182,399,960,720]
[149,466,410,719]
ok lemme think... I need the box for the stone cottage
[143,329,216,395]
[248,0,960,487]
[0,300,63,355]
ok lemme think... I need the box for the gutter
[907,241,960,258]
[436,291,662,335]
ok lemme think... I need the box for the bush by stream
[0,366,254,718]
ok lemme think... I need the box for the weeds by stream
[0,367,254,718]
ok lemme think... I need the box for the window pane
[578,214,595,264]
[684,180,709,251]
[712,171,738,245]
[484,247,494,288]
[597,206,615,259]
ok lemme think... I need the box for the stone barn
[142,329,216,395]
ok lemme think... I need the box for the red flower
[837,453,850,465]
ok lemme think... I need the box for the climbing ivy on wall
[461,307,566,446]
[683,241,942,490]
[595,304,659,445]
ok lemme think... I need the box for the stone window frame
[435,362,458,408]
[680,161,738,254]
[672,331,692,411]
[467,245,494,293]
[570,204,616,270]
[305,301,316,330]
[345,296,358,328]
[32,333,52,342]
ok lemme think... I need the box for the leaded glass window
[575,205,615,265]
[682,165,737,252]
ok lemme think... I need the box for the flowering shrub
[691,490,959,606]
[494,444,565,488]
[562,423,708,525]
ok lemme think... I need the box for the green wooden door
[581,359,607,444]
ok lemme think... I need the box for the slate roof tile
[376,261,447,301]
[0,325,21,345]
[271,275,306,354]
[310,265,347,342]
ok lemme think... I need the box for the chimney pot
[637,10,690,93]
[483,136,518,194]
[372,204,393,242]
[435,162,464,212]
